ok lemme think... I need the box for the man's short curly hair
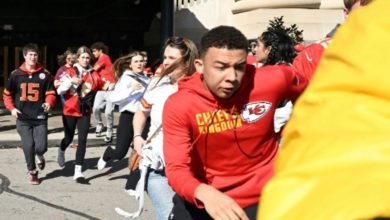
[200,26,248,57]
[23,43,39,56]
[90,42,109,54]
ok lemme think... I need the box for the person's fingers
[231,205,249,220]
[215,205,248,220]
[215,211,235,220]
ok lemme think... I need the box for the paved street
[0,105,156,220]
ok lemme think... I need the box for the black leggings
[60,114,90,165]
[103,111,149,162]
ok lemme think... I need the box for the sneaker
[28,170,40,185]
[104,129,113,143]
[96,124,103,137]
[57,148,65,168]
[35,155,45,170]
[97,156,107,170]
[73,165,84,181]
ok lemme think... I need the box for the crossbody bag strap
[144,124,162,144]
[129,74,149,88]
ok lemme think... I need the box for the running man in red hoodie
[3,43,56,185]
[163,26,307,220]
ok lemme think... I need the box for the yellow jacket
[258,0,390,219]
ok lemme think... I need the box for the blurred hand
[133,136,146,156]
[107,83,115,91]
[195,184,249,220]
[11,108,21,118]
[131,82,142,91]
[54,80,62,87]
[70,77,82,85]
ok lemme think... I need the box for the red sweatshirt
[293,38,332,80]
[163,64,306,208]
[94,53,115,83]
[57,67,105,117]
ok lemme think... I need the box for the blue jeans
[147,169,175,220]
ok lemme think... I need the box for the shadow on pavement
[86,158,128,182]
[0,125,16,132]
[40,157,129,185]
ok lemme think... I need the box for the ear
[194,59,204,74]
[265,45,272,56]
[343,8,350,18]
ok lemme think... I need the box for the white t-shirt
[140,76,176,169]
[274,101,293,133]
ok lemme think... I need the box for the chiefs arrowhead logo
[241,101,272,123]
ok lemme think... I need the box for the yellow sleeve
[258,1,390,219]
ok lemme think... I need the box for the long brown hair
[158,36,198,82]
[112,50,143,80]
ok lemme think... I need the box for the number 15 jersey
[3,63,56,123]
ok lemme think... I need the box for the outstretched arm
[163,95,248,220]
[132,108,150,155]
[195,184,248,220]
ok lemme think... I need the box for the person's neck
[171,74,185,85]
[25,63,36,72]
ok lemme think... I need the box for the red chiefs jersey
[58,67,105,117]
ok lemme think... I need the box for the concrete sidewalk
[0,106,119,148]
[0,106,157,220]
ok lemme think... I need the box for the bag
[78,91,97,114]
[128,149,141,172]
[127,124,162,171]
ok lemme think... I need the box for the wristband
[133,135,142,140]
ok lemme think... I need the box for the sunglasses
[167,36,184,46]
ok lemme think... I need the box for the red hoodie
[163,64,305,208]
[293,38,332,80]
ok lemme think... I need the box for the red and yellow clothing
[3,63,56,123]
[56,67,105,117]
[259,1,390,219]
[163,64,305,208]
[153,64,164,76]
